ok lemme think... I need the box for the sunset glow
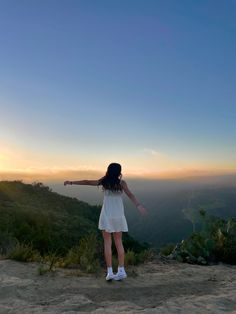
[0,1,235,183]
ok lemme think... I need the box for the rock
[0,259,236,313]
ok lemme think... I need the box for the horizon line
[1,168,236,183]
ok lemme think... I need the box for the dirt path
[0,259,236,313]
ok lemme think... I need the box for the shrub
[171,234,216,264]
[172,211,236,265]
[37,251,59,275]
[160,244,175,256]
[124,248,155,266]
[136,248,156,263]
[8,243,41,262]
[64,245,81,267]
[125,250,137,266]
[37,264,50,276]
[64,233,101,273]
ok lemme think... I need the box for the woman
[64,162,147,281]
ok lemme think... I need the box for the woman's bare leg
[102,231,112,267]
[113,232,125,266]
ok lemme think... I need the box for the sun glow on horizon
[1,142,236,182]
[1,165,236,183]
[0,1,236,187]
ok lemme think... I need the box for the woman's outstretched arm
[64,180,99,186]
[121,180,147,215]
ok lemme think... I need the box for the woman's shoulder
[120,179,127,187]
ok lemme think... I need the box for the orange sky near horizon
[1,1,236,185]
[1,142,236,182]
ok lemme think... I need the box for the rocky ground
[0,258,236,313]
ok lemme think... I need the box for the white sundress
[98,189,128,233]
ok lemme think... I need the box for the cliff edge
[0,258,236,313]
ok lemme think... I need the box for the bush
[172,211,236,265]
[136,248,156,263]
[64,233,101,273]
[160,244,175,256]
[214,218,236,264]
[125,250,137,266]
[125,248,155,266]
[37,251,59,275]
[172,234,215,264]
[8,243,41,262]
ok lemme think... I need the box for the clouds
[143,148,166,157]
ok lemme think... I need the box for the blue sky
[0,0,236,178]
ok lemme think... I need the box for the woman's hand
[64,181,71,186]
[137,204,148,216]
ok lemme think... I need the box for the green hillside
[0,181,146,257]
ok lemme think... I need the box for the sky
[0,0,236,181]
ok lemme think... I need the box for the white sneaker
[113,271,127,281]
[106,273,115,281]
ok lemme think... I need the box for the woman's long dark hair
[98,163,123,192]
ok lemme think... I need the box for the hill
[124,185,236,248]
[50,179,236,249]
[0,181,146,257]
